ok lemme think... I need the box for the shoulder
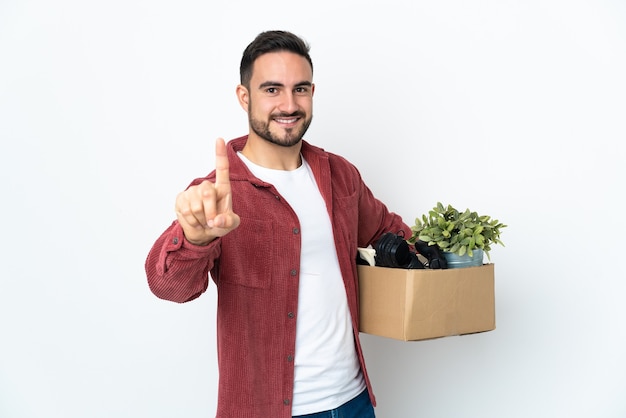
[301,140,360,174]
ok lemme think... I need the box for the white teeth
[275,118,297,123]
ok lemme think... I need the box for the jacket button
[283,399,290,405]
[172,237,179,245]
[290,269,297,276]
[287,312,294,319]
[287,355,293,362]
[293,227,300,234]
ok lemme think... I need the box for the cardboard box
[358,264,495,341]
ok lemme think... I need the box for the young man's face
[238,51,314,147]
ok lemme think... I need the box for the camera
[413,239,448,269]
[365,232,448,270]
[373,232,424,269]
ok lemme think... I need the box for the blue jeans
[292,389,376,418]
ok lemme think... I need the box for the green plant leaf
[409,203,507,257]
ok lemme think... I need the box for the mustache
[271,111,306,118]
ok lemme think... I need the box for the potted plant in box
[407,202,507,268]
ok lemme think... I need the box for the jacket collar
[225,135,329,183]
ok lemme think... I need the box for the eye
[266,87,277,94]
[295,86,310,94]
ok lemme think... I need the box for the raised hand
[174,138,241,245]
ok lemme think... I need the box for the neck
[241,135,303,170]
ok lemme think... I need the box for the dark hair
[239,30,313,87]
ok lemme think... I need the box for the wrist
[185,236,217,246]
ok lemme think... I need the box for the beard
[249,111,313,148]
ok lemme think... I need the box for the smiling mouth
[274,117,299,124]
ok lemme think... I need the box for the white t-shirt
[238,152,365,415]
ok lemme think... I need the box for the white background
[1,1,625,417]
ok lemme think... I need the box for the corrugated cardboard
[358,264,495,341]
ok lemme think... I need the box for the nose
[278,91,298,114]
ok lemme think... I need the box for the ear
[236,84,249,112]
[311,83,315,97]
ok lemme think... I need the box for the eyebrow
[258,80,313,89]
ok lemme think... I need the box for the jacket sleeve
[145,220,219,303]
[358,181,412,247]
[324,151,411,248]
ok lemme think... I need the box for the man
[145,30,412,418]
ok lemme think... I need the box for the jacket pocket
[219,216,273,289]
[333,190,359,247]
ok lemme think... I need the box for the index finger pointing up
[214,137,230,186]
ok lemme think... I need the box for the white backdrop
[1,1,625,417]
